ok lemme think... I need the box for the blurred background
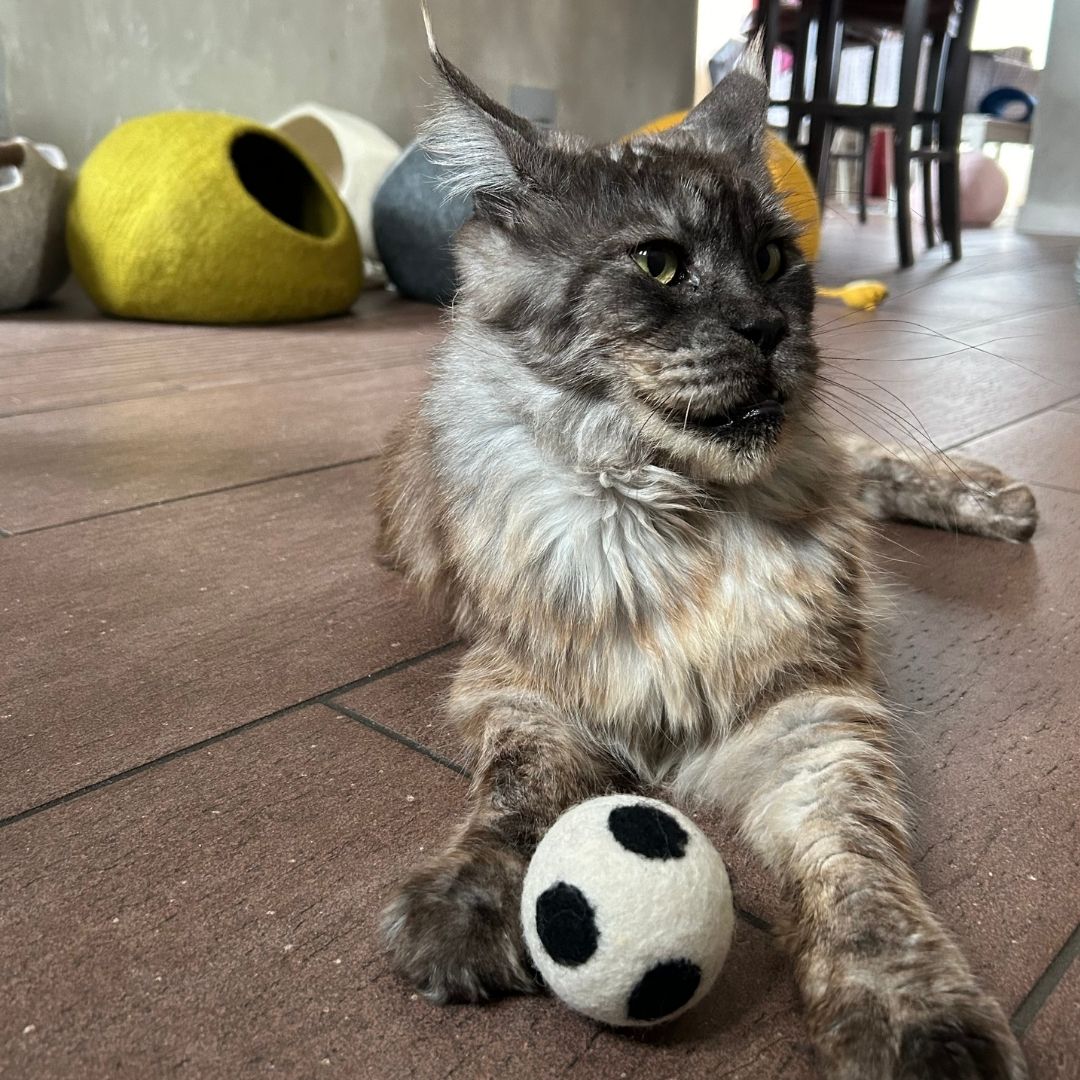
[0,0,1069,236]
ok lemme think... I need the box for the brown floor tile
[814,211,1075,294]
[876,485,1080,1012]
[818,322,970,363]
[1,704,812,1080]
[815,345,1072,450]
[0,363,428,532]
[951,304,1080,398]
[1021,945,1080,1080]
[333,646,467,768]
[0,461,450,819]
[862,264,1076,338]
[0,294,442,417]
[957,407,1080,493]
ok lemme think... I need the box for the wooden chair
[758,0,980,267]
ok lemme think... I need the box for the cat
[376,25,1035,1080]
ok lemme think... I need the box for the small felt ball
[958,151,1009,227]
[521,795,734,1027]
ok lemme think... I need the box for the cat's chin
[651,399,787,486]
[658,425,786,487]
[683,389,786,442]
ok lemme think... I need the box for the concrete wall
[1018,0,1080,235]
[0,0,697,164]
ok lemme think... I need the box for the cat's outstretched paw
[948,456,1037,543]
[382,842,538,1004]
[967,482,1037,543]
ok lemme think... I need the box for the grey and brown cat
[376,27,1035,1080]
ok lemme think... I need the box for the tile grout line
[1011,920,1080,1036]
[945,392,1080,453]
[1024,479,1080,498]
[319,701,469,777]
[316,639,462,705]
[2,632,782,935]
[0,639,459,830]
[0,362,427,421]
[736,906,771,933]
[318,707,776,937]
[4,454,383,537]
[0,704,303,830]
[0,339,441,420]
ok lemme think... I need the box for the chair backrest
[842,1,959,34]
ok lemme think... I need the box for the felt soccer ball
[521,795,733,1027]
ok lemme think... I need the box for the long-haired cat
[377,24,1035,1080]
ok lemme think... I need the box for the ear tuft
[670,36,769,163]
[735,27,768,81]
[418,3,539,214]
[420,0,437,55]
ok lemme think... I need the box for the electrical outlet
[509,85,557,129]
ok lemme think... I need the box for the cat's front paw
[381,841,538,1004]
[818,981,1027,1080]
[895,1000,1028,1080]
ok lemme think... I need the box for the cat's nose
[732,316,786,356]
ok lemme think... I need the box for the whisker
[682,390,697,434]
[812,383,992,496]
[817,375,939,451]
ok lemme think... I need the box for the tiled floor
[2,214,1078,1079]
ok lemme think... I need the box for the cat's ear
[419,4,548,216]
[676,37,770,159]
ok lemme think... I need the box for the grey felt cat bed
[372,140,472,305]
[0,138,70,311]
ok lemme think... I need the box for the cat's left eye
[632,242,682,286]
[754,242,785,283]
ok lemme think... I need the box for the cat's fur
[376,30,1035,1080]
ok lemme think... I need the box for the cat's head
[422,26,818,485]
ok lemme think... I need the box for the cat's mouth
[683,388,786,440]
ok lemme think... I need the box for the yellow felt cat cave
[67,111,363,324]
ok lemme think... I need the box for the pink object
[958,151,1009,226]
[911,151,1009,230]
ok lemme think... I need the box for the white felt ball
[521,795,733,1027]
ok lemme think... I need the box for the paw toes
[381,856,538,1005]
[899,1027,995,1079]
[984,484,1038,542]
[897,1013,1028,1080]
[956,481,1038,542]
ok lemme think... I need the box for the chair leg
[891,0,928,268]
[858,129,870,223]
[858,42,880,225]
[893,128,914,269]
[920,32,945,250]
[922,158,936,247]
[786,5,812,146]
[810,122,835,206]
[806,0,843,206]
[936,0,978,264]
[940,155,962,261]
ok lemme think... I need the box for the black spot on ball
[627,959,702,1022]
[535,882,599,967]
[608,803,689,860]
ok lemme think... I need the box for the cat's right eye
[632,242,682,286]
